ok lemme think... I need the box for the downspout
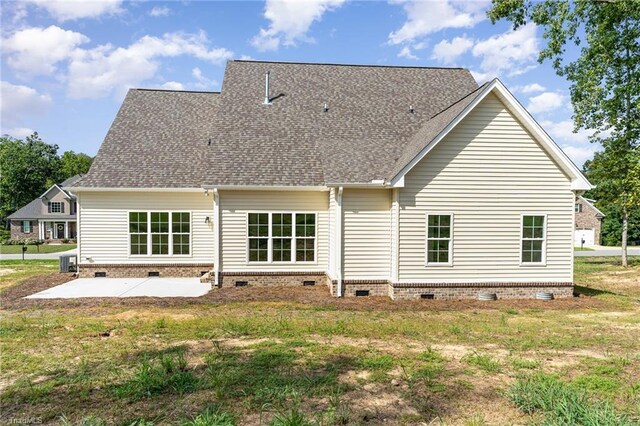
[212,188,220,288]
[336,187,344,297]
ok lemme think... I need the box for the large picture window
[521,215,545,264]
[426,213,453,265]
[247,212,316,263]
[129,211,190,256]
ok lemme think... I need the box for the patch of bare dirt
[1,272,614,312]
[0,268,16,276]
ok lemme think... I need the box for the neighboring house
[70,60,592,299]
[574,196,605,247]
[7,175,82,242]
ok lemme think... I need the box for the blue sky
[1,0,599,166]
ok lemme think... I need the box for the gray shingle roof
[78,60,480,188]
[7,198,76,220]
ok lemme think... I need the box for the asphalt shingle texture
[78,60,480,188]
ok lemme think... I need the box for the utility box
[59,254,77,273]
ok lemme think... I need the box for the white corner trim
[212,188,220,286]
[390,79,593,191]
[336,187,344,297]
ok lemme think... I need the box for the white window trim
[575,203,582,213]
[424,212,454,267]
[50,201,63,213]
[245,211,318,265]
[127,210,193,258]
[519,213,547,267]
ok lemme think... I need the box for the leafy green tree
[0,133,61,224]
[489,0,640,266]
[60,150,93,179]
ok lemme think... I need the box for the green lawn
[574,246,595,251]
[0,257,639,425]
[0,244,76,255]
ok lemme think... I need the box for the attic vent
[263,71,272,105]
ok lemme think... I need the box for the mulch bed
[0,273,615,312]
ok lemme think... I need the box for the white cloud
[389,0,489,45]
[526,91,565,115]
[513,83,546,94]
[191,67,218,90]
[26,0,123,21]
[251,0,345,51]
[0,81,52,132]
[149,6,170,17]
[67,31,232,99]
[431,36,473,65]
[160,81,185,90]
[2,26,89,76]
[3,127,35,139]
[560,145,598,167]
[471,24,538,79]
[540,119,594,143]
[398,46,418,60]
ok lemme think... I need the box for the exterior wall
[575,197,603,245]
[79,191,214,264]
[10,220,38,239]
[342,189,391,279]
[78,263,212,278]
[219,272,329,288]
[219,190,329,272]
[392,283,573,300]
[398,93,574,283]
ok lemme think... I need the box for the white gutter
[336,187,344,297]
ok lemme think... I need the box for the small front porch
[39,220,77,241]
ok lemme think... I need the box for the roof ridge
[231,59,468,71]
[134,88,221,94]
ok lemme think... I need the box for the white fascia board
[69,187,205,193]
[390,79,593,191]
[579,195,606,217]
[40,184,66,199]
[202,185,329,191]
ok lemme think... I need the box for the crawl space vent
[94,272,106,278]
[235,281,248,287]
[148,271,160,277]
[421,293,435,299]
[303,280,316,286]
[355,290,370,297]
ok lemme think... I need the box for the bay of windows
[129,211,190,256]
[248,212,316,263]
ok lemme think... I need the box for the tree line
[0,132,93,226]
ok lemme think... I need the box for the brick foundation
[391,282,574,300]
[330,280,391,297]
[219,271,330,288]
[78,263,213,278]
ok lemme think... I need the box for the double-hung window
[129,212,190,256]
[521,215,545,264]
[426,213,453,265]
[247,212,316,263]
[22,221,32,233]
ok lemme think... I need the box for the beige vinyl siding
[220,190,329,272]
[343,189,391,279]
[79,191,214,264]
[398,93,573,283]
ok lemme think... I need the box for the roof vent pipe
[263,71,272,105]
[323,103,329,112]
[410,105,414,113]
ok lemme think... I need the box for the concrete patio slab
[25,277,209,299]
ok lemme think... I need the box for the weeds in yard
[463,352,501,373]
[269,405,314,426]
[511,357,541,370]
[181,406,236,426]
[509,373,635,425]
[113,352,198,399]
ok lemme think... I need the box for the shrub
[509,373,634,425]
[62,238,70,243]
[4,238,44,246]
